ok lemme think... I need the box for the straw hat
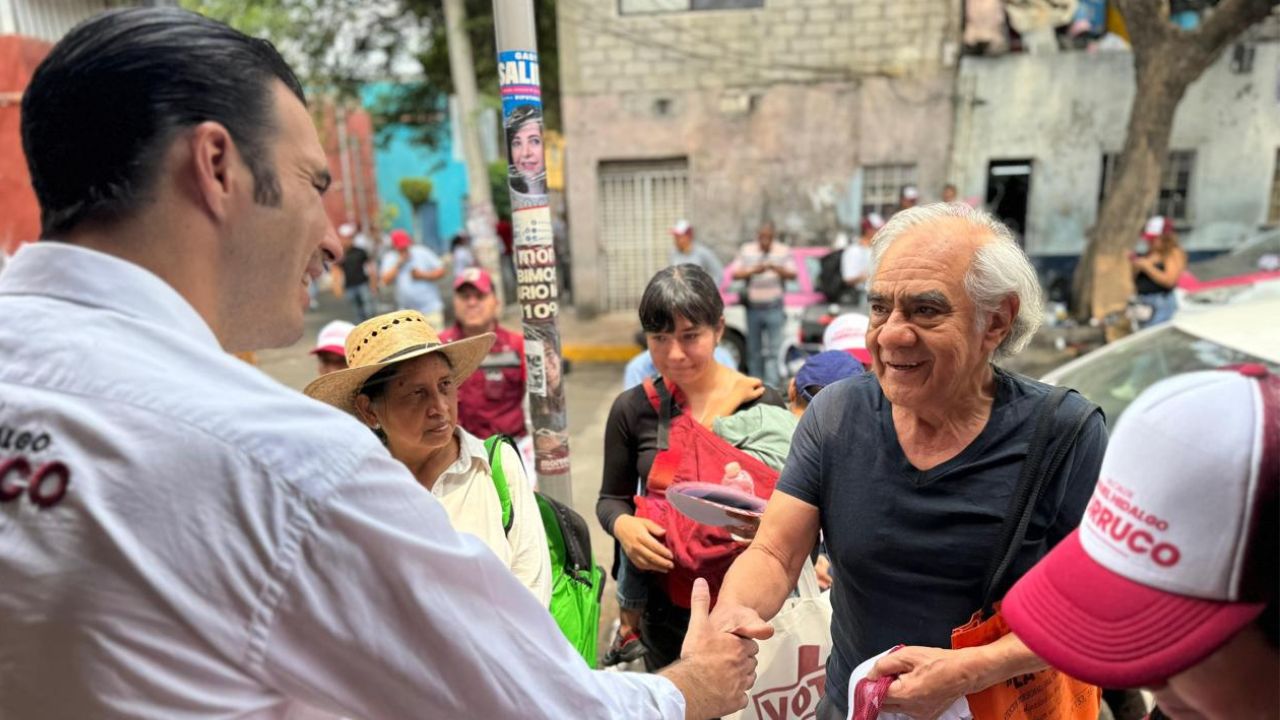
[304,310,494,416]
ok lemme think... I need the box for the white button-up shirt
[434,428,552,607]
[0,242,683,720]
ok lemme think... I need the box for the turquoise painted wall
[364,84,467,253]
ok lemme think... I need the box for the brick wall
[557,0,960,313]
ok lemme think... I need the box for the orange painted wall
[0,35,52,255]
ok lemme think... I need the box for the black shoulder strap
[652,377,674,451]
[979,386,1095,613]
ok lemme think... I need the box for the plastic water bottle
[722,461,755,496]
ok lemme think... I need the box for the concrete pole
[334,102,355,223]
[492,0,572,504]
[443,0,504,302]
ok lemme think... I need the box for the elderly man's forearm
[972,633,1050,690]
[719,545,795,618]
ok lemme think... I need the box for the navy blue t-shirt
[777,367,1106,714]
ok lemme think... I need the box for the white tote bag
[727,561,833,720]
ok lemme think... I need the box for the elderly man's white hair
[869,202,1043,358]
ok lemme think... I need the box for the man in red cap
[440,267,529,442]
[379,228,446,326]
[1004,368,1279,719]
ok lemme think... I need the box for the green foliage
[488,161,512,220]
[179,0,414,101]
[400,177,434,208]
[380,201,401,228]
[378,0,562,151]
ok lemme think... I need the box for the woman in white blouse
[305,309,551,606]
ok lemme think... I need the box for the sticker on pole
[498,50,547,211]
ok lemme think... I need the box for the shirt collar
[0,241,221,349]
[439,428,492,480]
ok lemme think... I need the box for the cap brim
[848,348,872,365]
[1003,530,1265,689]
[302,333,495,416]
[310,345,346,356]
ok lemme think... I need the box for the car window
[1054,327,1280,426]
[1188,231,1280,282]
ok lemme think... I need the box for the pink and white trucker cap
[1004,367,1279,688]
[823,313,872,366]
[311,320,355,357]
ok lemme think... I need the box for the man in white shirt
[840,212,883,303]
[0,8,762,720]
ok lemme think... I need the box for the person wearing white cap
[821,312,873,367]
[333,222,377,322]
[841,213,884,303]
[0,9,759,719]
[670,219,724,281]
[312,319,355,376]
[1004,368,1278,719]
[897,185,920,214]
[1130,216,1186,329]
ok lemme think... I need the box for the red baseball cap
[390,229,412,250]
[1004,368,1279,689]
[453,267,494,295]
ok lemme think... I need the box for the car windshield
[1187,230,1280,282]
[1054,326,1280,426]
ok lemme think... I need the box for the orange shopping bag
[953,386,1101,720]
[952,606,1098,720]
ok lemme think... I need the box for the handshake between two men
[659,578,775,719]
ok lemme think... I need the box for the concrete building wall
[949,42,1280,258]
[559,0,960,314]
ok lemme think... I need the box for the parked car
[1177,228,1280,310]
[1042,298,1280,426]
[718,247,827,376]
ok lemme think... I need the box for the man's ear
[787,378,798,406]
[188,121,238,222]
[984,295,1019,355]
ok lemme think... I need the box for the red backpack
[633,377,780,608]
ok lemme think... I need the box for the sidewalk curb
[562,344,639,364]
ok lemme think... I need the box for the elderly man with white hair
[713,204,1108,720]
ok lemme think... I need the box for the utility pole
[335,102,355,223]
[492,0,571,504]
[443,0,504,302]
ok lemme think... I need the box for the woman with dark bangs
[597,264,787,670]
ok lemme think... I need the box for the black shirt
[339,246,370,288]
[596,378,787,535]
[1134,258,1169,296]
[777,368,1107,713]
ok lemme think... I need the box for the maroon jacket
[440,323,527,439]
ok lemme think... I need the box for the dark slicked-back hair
[21,7,305,238]
[639,264,724,333]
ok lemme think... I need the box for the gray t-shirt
[777,368,1106,713]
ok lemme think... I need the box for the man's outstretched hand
[659,578,769,719]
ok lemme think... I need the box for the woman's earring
[371,423,381,431]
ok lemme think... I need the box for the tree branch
[1186,0,1277,70]
[1116,0,1173,53]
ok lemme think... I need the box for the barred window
[861,164,918,221]
[1100,150,1196,224]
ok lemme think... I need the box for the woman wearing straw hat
[305,310,552,606]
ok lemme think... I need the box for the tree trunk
[1072,0,1277,330]
[1081,54,1186,324]
[443,0,505,303]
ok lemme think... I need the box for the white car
[1043,298,1280,426]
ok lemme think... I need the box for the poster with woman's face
[506,105,546,200]
[498,51,549,210]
